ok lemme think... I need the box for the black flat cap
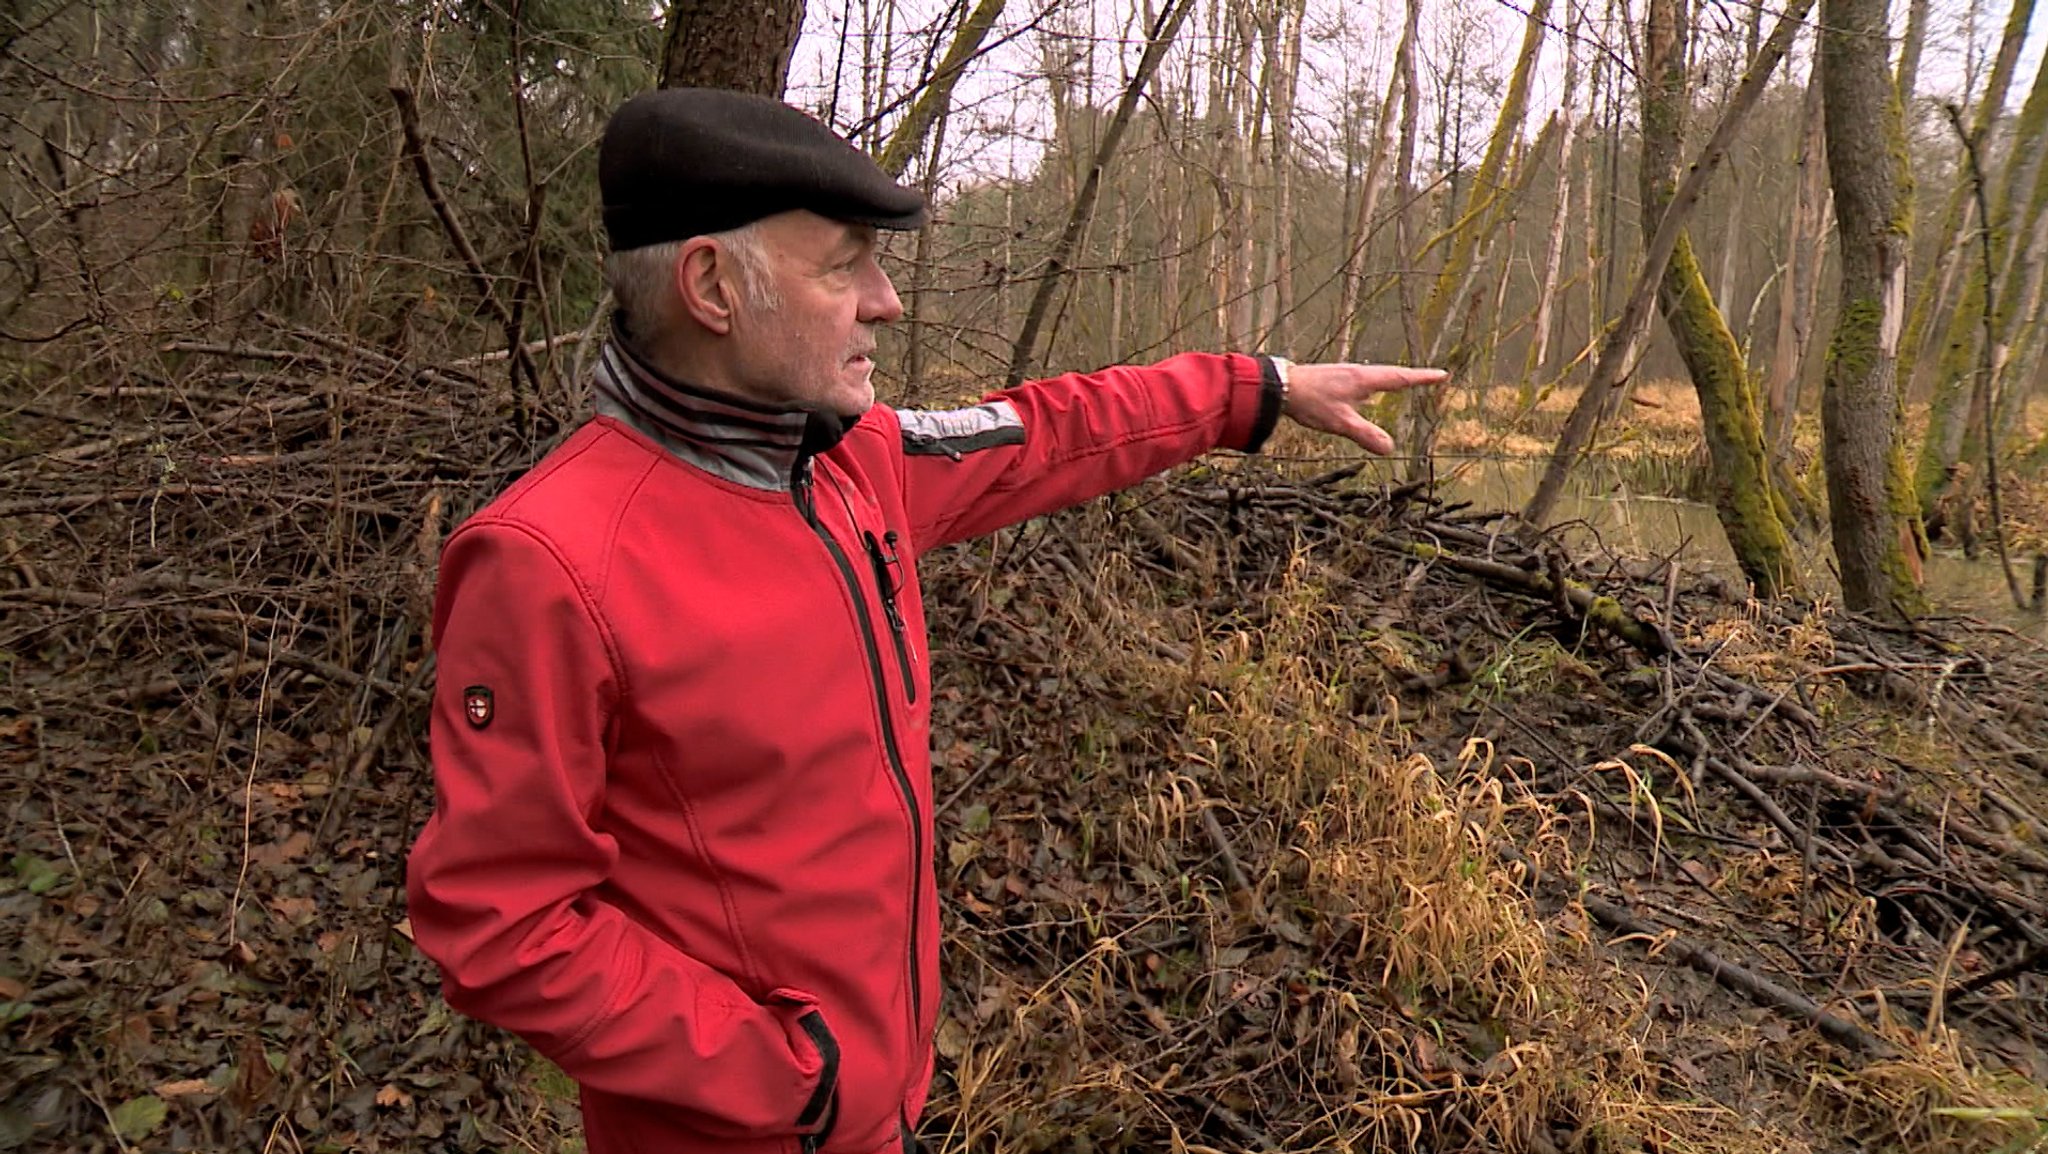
[600,89,927,252]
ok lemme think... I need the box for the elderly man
[406,89,1444,1154]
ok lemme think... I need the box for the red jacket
[406,342,1281,1154]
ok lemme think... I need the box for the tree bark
[1524,0,1813,528]
[1915,51,2048,525]
[1766,60,1829,458]
[876,0,1006,177]
[1639,0,1797,596]
[1525,2,1582,388]
[1897,0,2036,399]
[659,0,806,94]
[1005,0,1196,387]
[1818,0,1928,618]
[1406,0,1550,472]
[1895,0,1931,105]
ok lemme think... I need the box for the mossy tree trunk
[1523,0,1812,528]
[875,0,1006,178]
[1818,0,1929,619]
[1639,0,1798,597]
[1895,0,2036,405]
[1914,52,2048,533]
[1403,0,1549,477]
[1994,186,2048,433]
[1524,0,1583,392]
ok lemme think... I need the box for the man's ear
[673,237,738,334]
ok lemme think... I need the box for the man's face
[727,211,903,417]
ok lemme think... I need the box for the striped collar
[590,338,853,491]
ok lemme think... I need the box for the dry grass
[923,546,1809,1153]
[917,496,2048,1154]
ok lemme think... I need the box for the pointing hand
[1279,362,1449,455]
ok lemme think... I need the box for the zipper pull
[864,531,907,632]
[793,458,816,519]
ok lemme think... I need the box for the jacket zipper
[863,529,919,705]
[794,458,925,1073]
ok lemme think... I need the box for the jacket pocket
[774,989,840,1152]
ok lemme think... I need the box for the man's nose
[860,261,903,325]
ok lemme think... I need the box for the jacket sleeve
[405,521,837,1140]
[893,352,1282,553]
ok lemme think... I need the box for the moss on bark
[1638,0,1799,597]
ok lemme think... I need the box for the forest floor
[3,338,2047,1152]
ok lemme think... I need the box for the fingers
[1348,415,1394,456]
[1346,364,1448,396]
[1288,362,1448,405]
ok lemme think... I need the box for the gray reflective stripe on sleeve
[897,401,1025,457]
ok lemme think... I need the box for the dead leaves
[248,829,312,869]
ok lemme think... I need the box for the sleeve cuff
[1238,354,1287,453]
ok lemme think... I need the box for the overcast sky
[785,0,2048,194]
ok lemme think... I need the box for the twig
[387,81,535,431]
[1177,1089,1274,1152]
[1501,845,1895,1056]
[1949,941,2048,1001]
[316,652,435,845]
[1199,804,1254,900]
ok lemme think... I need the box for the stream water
[1429,457,2048,638]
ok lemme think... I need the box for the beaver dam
[2,338,2046,1152]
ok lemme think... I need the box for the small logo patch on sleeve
[462,685,495,728]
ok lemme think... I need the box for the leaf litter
[0,329,2045,1151]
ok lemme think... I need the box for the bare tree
[1524,0,1813,527]
[1915,52,2048,530]
[1897,0,2037,411]
[1005,0,1197,387]
[1406,0,1550,472]
[1817,0,1927,618]
[877,0,1008,177]
[1523,0,1583,389]
[1765,57,1829,461]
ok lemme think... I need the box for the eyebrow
[836,226,876,259]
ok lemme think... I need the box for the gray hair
[603,223,781,334]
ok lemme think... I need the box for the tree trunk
[1406,0,1550,473]
[1714,4,1759,327]
[1994,168,2048,433]
[1818,0,1928,618]
[1896,0,2036,395]
[1561,36,1607,389]
[1391,0,1427,366]
[1338,10,1414,362]
[1228,0,1257,349]
[1639,0,1797,596]
[1766,59,1829,457]
[1525,1,1582,388]
[1264,0,1305,350]
[660,0,806,94]
[1916,51,2048,526]
[904,100,951,402]
[876,0,1006,177]
[1156,42,1190,349]
[1005,0,1196,386]
[1525,0,1814,527]
[1895,0,1931,104]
